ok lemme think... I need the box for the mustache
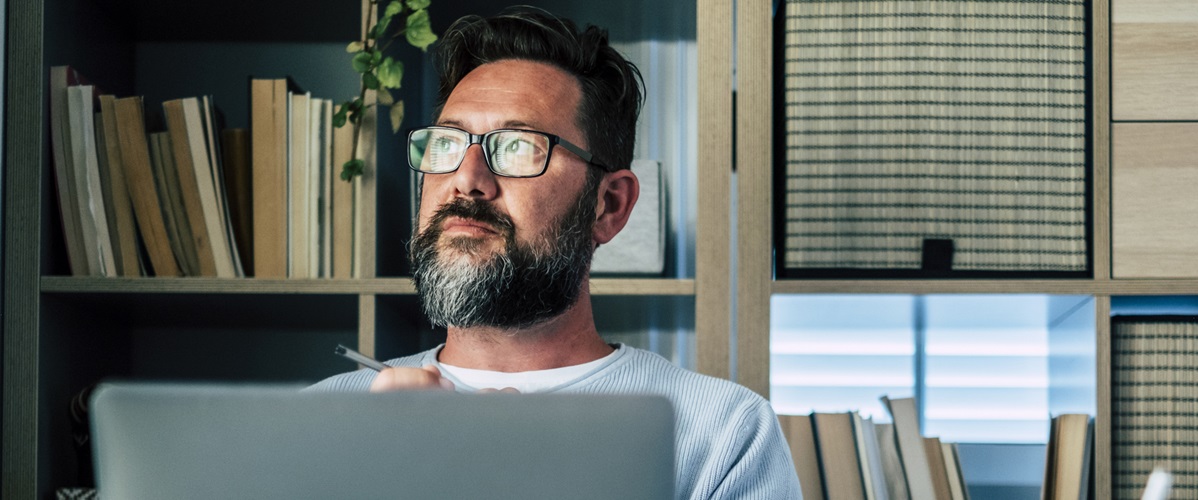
[424,198,515,238]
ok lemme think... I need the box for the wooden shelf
[40,277,696,296]
[773,279,1198,295]
[60,275,1198,297]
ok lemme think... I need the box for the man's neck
[436,289,613,372]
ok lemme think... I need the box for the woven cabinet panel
[1113,318,1198,500]
[779,0,1088,272]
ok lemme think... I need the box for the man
[310,8,802,499]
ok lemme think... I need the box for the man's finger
[369,366,451,392]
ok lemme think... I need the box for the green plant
[336,0,438,181]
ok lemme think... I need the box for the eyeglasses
[407,126,611,178]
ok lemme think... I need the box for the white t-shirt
[438,348,619,393]
[309,343,803,499]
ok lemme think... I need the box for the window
[769,294,1096,444]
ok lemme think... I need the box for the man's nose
[451,144,498,200]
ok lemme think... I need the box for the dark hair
[432,7,644,172]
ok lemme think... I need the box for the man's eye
[432,136,461,154]
[502,138,535,155]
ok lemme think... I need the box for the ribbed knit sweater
[309,344,803,499]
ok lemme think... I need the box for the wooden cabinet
[11,0,1198,497]
[1112,0,1198,120]
[2,1,713,497]
[1113,123,1198,278]
[738,0,1196,498]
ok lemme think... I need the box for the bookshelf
[735,0,1198,498]
[20,0,1193,497]
[3,1,712,498]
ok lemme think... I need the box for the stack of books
[778,397,969,500]
[249,78,360,279]
[48,67,364,278]
[780,396,1096,500]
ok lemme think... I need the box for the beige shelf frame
[39,277,696,296]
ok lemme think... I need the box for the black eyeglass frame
[406,125,613,178]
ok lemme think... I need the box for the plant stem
[347,0,382,180]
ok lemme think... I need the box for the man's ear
[592,169,639,245]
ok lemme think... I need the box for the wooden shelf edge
[40,277,696,296]
[40,277,416,294]
[589,278,696,296]
[773,279,1198,295]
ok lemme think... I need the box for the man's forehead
[437,59,582,136]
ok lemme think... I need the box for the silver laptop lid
[90,383,675,500]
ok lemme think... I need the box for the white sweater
[310,344,803,499]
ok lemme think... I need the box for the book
[779,414,826,500]
[813,412,867,500]
[330,118,355,278]
[48,66,89,275]
[200,96,244,277]
[923,437,953,500]
[67,85,116,276]
[1044,414,1059,498]
[150,131,199,276]
[163,98,219,276]
[853,412,890,500]
[112,97,180,277]
[941,442,969,500]
[311,98,333,278]
[250,78,292,278]
[881,397,937,500]
[96,95,144,276]
[190,97,238,276]
[353,90,378,279]
[288,90,312,278]
[221,128,253,275]
[875,423,911,500]
[1044,413,1093,500]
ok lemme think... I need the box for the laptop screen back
[90,383,675,499]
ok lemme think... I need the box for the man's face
[410,59,599,329]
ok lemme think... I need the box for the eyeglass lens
[409,128,551,177]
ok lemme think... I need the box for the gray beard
[409,190,597,330]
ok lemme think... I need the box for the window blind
[770,294,1089,444]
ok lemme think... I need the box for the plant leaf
[377,57,404,89]
[332,102,350,128]
[363,72,380,90]
[389,100,405,134]
[384,0,405,19]
[341,159,365,181]
[352,52,373,73]
[405,9,438,51]
[346,41,364,53]
[377,89,395,106]
[405,0,430,10]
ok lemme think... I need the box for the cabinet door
[1112,123,1198,278]
[1112,0,1198,120]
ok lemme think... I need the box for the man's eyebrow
[500,120,537,130]
[433,118,542,131]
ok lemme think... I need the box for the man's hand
[477,387,520,394]
[369,364,455,392]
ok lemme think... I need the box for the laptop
[89,382,675,499]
